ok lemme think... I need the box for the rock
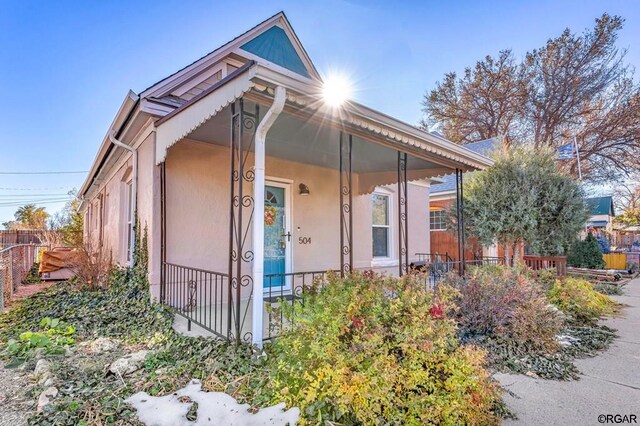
[108,350,149,376]
[34,359,51,376]
[32,347,47,361]
[37,386,58,413]
[42,377,54,388]
[90,337,120,353]
[37,372,53,386]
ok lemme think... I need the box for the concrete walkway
[497,278,640,425]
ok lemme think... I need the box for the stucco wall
[165,139,430,286]
[82,132,161,297]
[86,135,431,302]
[84,157,131,264]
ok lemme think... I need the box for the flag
[558,143,574,160]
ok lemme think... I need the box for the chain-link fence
[0,244,48,311]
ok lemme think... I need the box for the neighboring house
[585,196,616,234]
[429,137,499,260]
[79,12,492,344]
[612,224,640,250]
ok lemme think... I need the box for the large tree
[47,192,84,247]
[460,147,588,263]
[612,179,640,227]
[2,204,50,230]
[423,14,640,182]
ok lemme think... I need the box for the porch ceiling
[186,100,451,193]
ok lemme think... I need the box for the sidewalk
[497,278,640,425]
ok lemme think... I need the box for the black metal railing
[415,252,453,263]
[412,254,506,287]
[162,262,230,339]
[263,270,328,340]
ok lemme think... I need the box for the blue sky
[0,0,638,225]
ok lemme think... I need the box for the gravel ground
[0,361,35,426]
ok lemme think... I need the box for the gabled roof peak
[139,11,319,99]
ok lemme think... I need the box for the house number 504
[298,237,311,245]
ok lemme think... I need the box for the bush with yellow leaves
[262,272,501,425]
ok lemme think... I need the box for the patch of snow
[126,379,299,426]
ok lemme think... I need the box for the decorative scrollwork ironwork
[398,152,409,276]
[243,169,255,182]
[228,98,260,344]
[340,133,353,277]
[184,279,197,312]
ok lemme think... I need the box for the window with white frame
[124,181,133,262]
[430,209,447,231]
[372,193,390,257]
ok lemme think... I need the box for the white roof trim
[430,190,457,202]
[155,67,256,164]
[358,169,450,195]
[251,66,493,171]
[79,90,139,196]
[154,63,494,172]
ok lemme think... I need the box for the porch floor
[170,298,291,341]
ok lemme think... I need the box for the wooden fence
[523,255,567,277]
[0,230,43,248]
[603,253,628,270]
[429,231,482,261]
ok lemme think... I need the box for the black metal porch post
[339,132,353,277]
[460,170,466,274]
[455,169,466,276]
[398,152,409,276]
[227,101,237,340]
[228,99,259,344]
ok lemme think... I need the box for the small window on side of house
[372,194,390,257]
[430,209,447,231]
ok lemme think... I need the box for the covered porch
[155,63,491,345]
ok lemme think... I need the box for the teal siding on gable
[240,26,310,78]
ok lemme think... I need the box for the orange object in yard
[39,249,78,273]
[603,253,627,270]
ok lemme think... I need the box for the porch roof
[154,62,493,184]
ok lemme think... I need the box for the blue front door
[264,185,286,288]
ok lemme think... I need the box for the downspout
[252,86,286,347]
[109,132,138,269]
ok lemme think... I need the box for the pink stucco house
[79,12,491,345]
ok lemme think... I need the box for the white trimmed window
[372,193,390,257]
[430,209,447,231]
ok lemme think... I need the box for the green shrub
[567,233,605,269]
[531,268,558,291]
[262,272,501,425]
[22,262,41,284]
[447,266,563,351]
[3,317,75,362]
[547,277,617,324]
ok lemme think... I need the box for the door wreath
[265,206,277,226]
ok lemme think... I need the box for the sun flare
[322,73,352,107]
